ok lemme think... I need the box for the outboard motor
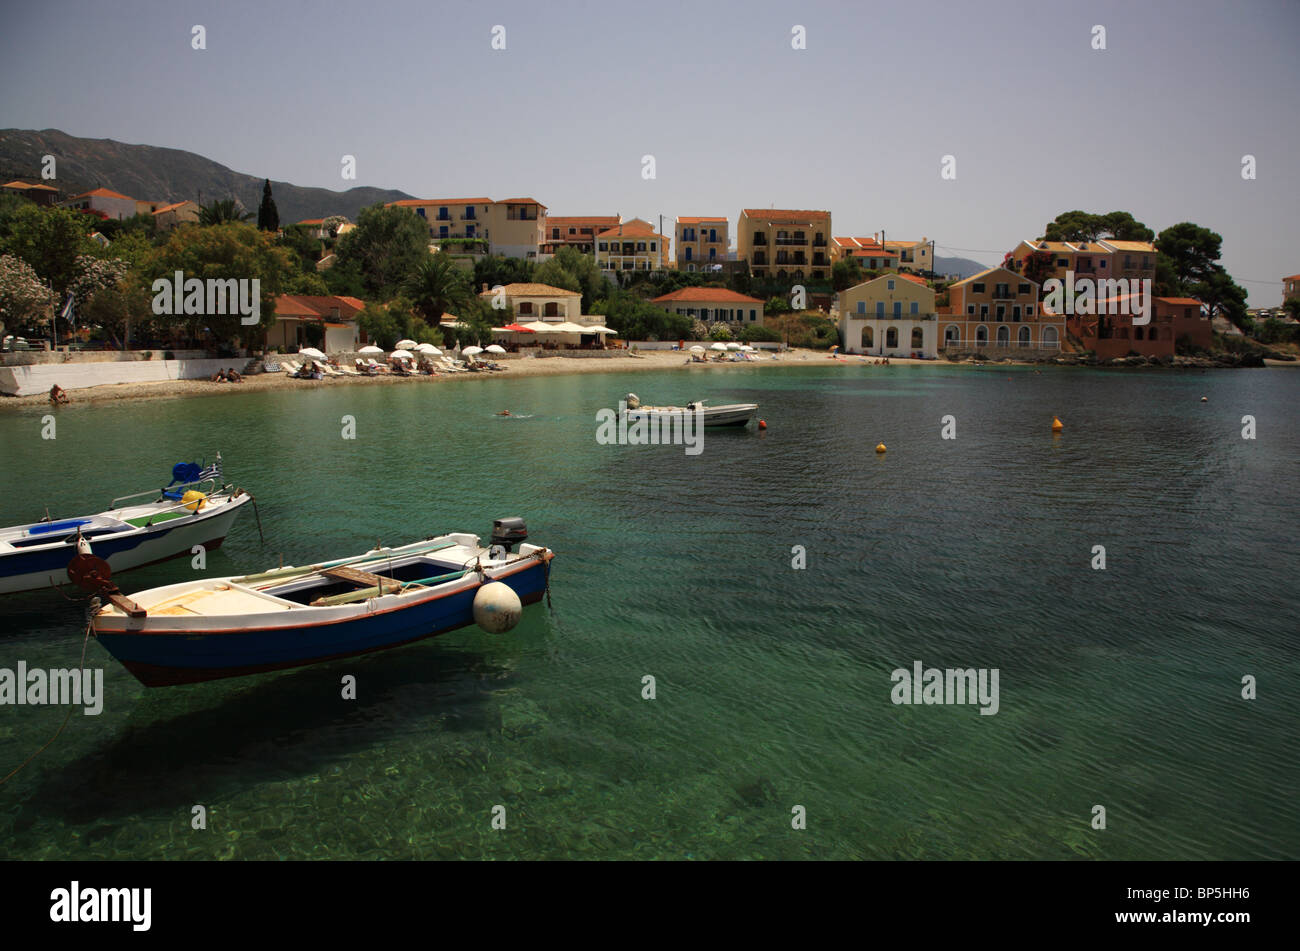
[490,517,528,554]
[625,393,641,409]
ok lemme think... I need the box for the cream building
[838,273,939,357]
[738,208,832,281]
[675,217,729,271]
[595,219,670,272]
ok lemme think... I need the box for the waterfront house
[594,219,670,273]
[739,209,832,282]
[60,186,137,220]
[838,273,939,357]
[943,267,1060,353]
[883,237,933,274]
[652,287,764,324]
[675,217,729,271]
[479,282,583,322]
[269,295,364,352]
[1098,239,1157,286]
[1074,295,1209,359]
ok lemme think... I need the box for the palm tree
[404,253,471,322]
[198,199,253,226]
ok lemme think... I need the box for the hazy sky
[2,0,1297,305]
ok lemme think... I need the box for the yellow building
[594,219,670,272]
[738,208,832,281]
[884,237,933,274]
[1098,239,1157,285]
[675,217,728,271]
[151,200,200,232]
[478,282,583,322]
[838,273,939,357]
[386,197,545,259]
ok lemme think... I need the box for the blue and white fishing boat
[88,518,553,686]
[0,456,252,595]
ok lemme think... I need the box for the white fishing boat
[623,393,758,428]
[0,456,252,595]
[85,518,553,686]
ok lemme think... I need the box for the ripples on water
[0,365,1296,859]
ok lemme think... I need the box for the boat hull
[94,556,550,686]
[0,496,249,595]
[626,403,758,428]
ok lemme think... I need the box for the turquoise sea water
[0,363,1296,860]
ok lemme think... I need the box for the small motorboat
[0,455,251,595]
[623,393,758,428]
[85,518,553,686]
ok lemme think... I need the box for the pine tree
[257,179,279,232]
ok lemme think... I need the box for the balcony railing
[774,238,808,246]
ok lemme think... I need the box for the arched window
[886,327,898,349]
[518,301,534,315]
[1042,326,1059,348]
[863,326,874,348]
[976,325,988,346]
[544,302,559,317]
[911,327,923,349]
[996,325,1010,345]
[944,324,961,345]
[1018,326,1030,347]
[1135,327,1144,340]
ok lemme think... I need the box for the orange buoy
[875,442,887,453]
[1051,416,1064,433]
[758,419,767,430]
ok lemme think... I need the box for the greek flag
[198,455,222,482]
[60,293,76,328]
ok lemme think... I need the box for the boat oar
[308,568,471,607]
[234,540,458,586]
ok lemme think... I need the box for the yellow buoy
[1051,416,1064,433]
[181,490,207,512]
[875,442,887,453]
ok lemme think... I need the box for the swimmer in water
[496,410,512,416]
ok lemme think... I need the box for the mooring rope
[0,616,93,787]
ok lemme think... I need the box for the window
[876,302,885,317]
[598,241,607,251]
[997,325,1009,344]
[1057,258,1068,267]
[1018,326,1030,346]
[708,229,717,242]
[967,305,975,316]
[1013,306,1021,321]
[439,225,448,238]
[886,327,898,348]
[750,312,757,322]
[911,328,923,349]
[887,279,895,290]
[972,283,985,294]
[910,302,919,315]
[685,247,692,260]
[893,302,902,317]
[417,208,426,218]
[1018,283,1030,295]
[1027,306,1035,317]
[857,301,866,314]
[980,305,989,318]
[438,207,449,220]
[996,305,1005,320]
[650,242,657,251]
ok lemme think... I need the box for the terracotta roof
[273,295,365,319]
[950,266,1029,286]
[678,216,727,224]
[298,218,325,226]
[595,221,667,240]
[1100,239,1156,253]
[2,180,58,191]
[742,208,830,223]
[897,273,928,286]
[151,201,195,215]
[495,198,545,206]
[387,197,492,207]
[1155,297,1203,307]
[1283,274,1300,282]
[70,187,133,200]
[546,216,620,226]
[479,282,580,297]
[652,288,764,304]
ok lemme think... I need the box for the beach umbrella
[503,323,535,333]
[395,339,417,349]
[358,345,383,355]
[390,349,414,360]
[415,343,439,354]
[485,344,506,354]
[298,347,326,361]
[726,342,743,350]
[462,345,484,356]
[689,345,705,352]
[710,342,728,351]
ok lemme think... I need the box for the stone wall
[0,358,238,396]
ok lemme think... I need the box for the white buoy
[473,581,522,634]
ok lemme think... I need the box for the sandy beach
[0,349,940,408]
